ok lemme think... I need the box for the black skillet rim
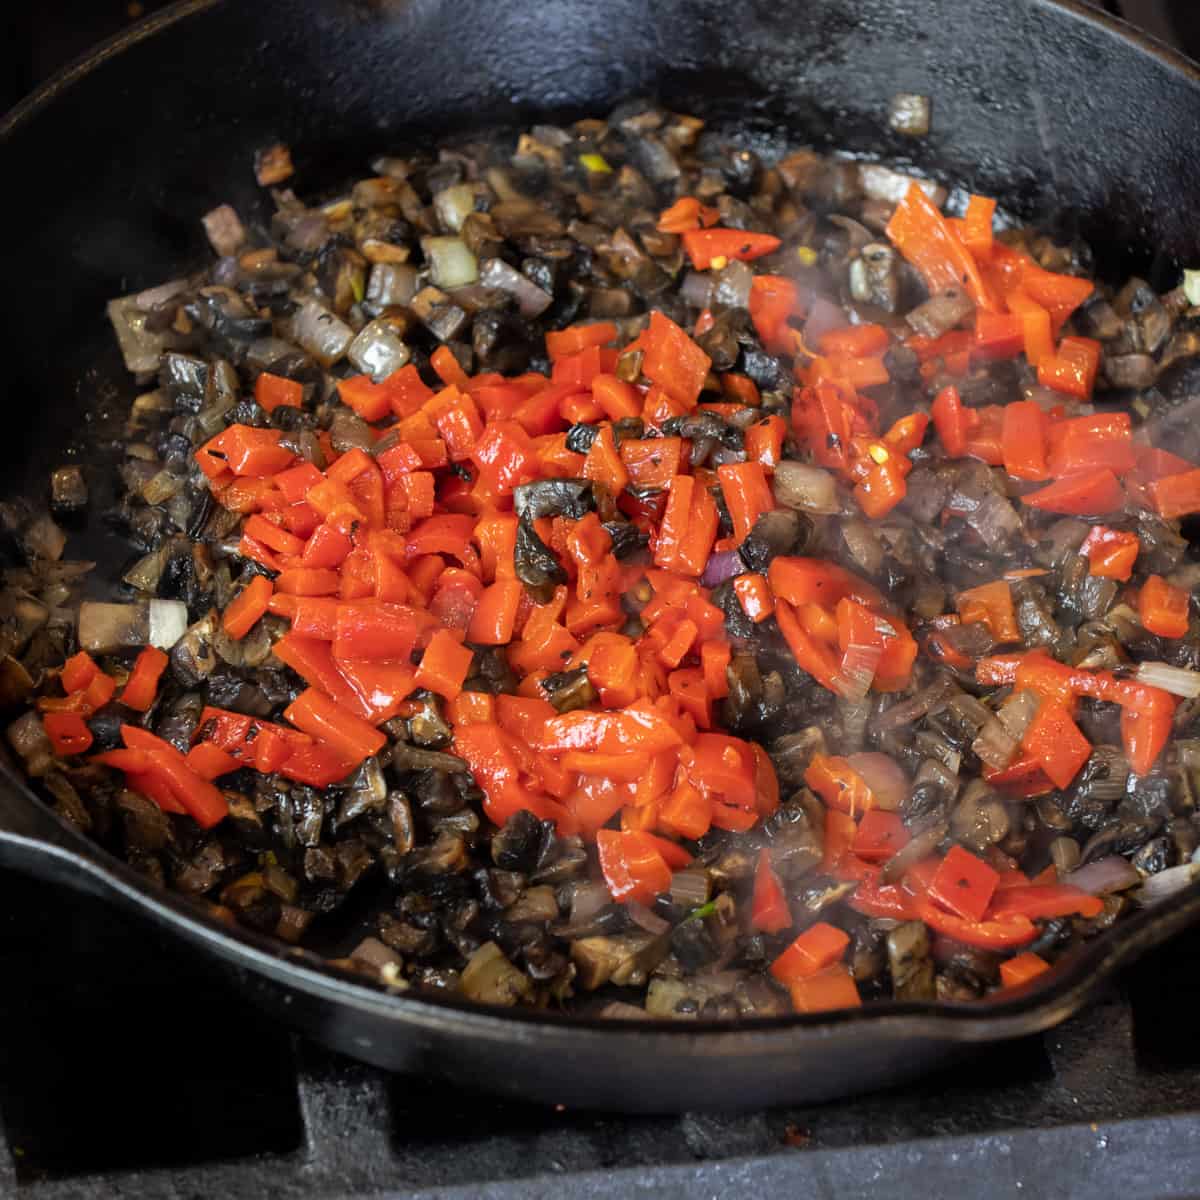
[1,0,1199,1049]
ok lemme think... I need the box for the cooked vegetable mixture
[7,101,1200,1018]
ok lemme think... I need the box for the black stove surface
[4,1,1200,1196]
[1,869,1199,1198]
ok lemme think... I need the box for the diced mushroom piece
[570,932,662,990]
[887,921,936,1001]
[49,467,88,516]
[107,295,171,374]
[460,941,533,1005]
[169,609,219,685]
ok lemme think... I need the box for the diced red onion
[668,867,711,909]
[367,262,419,308]
[201,204,247,257]
[348,319,411,381]
[803,295,849,347]
[847,752,908,810]
[834,644,882,702]
[433,183,477,233]
[875,677,953,732]
[478,258,553,318]
[422,236,479,288]
[1063,856,1141,897]
[971,717,1018,771]
[773,461,840,515]
[624,900,670,936]
[292,299,354,366]
[700,549,746,589]
[858,164,946,207]
[1134,661,1200,699]
[569,880,610,925]
[906,288,973,339]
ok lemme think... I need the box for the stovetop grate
[1,871,1198,1199]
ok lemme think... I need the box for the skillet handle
[0,771,117,896]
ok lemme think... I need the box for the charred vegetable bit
[9,101,1200,1019]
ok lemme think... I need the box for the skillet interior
[0,0,1199,1110]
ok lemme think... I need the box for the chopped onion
[858,164,946,207]
[846,751,908,810]
[1134,862,1200,907]
[148,599,188,649]
[366,262,419,308]
[477,258,553,318]
[422,236,478,289]
[668,867,711,909]
[834,644,882,702]
[997,689,1039,741]
[713,260,753,309]
[875,677,953,732]
[347,319,411,381]
[201,204,246,257]
[971,717,1018,771]
[107,295,169,374]
[433,183,477,233]
[1183,268,1200,308]
[699,549,744,589]
[568,880,610,926]
[803,296,849,347]
[1064,856,1141,896]
[23,514,66,562]
[1134,661,1200,699]
[141,470,182,506]
[773,461,839,515]
[624,900,670,936]
[291,299,353,366]
[888,93,931,138]
[906,288,973,339]
[679,271,714,309]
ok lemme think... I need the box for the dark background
[2,0,1200,115]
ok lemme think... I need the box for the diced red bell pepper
[788,964,862,1013]
[640,312,712,408]
[956,580,1019,644]
[1000,400,1049,481]
[222,574,274,640]
[332,602,428,661]
[717,461,775,544]
[596,828,674,905]
[60,651,100,694]
[43,712,93,756]
[999,951,1051,989]
[120,645,169,712]
[886,182,997,311]
[770,921,850,985]
[1140,573,1190,638]
[1022,469,1123,515]
[989,884,1103,921]
[804,753,875,815]
[1037,336,1102,400]
[928,846,1000,922]
[199,425,295,478]
[1149,468,1200,519]
[1021,700,1091,790]
[681,227,781,270]
[1080,525,1139,581]
[256,371,304,413]
[283,687,386,765]
[931,384,972,458]
[749,275,800,352]
[851,810,909,863]
[414,627,475,701]
[750,849,792,933]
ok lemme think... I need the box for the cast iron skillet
[0,0,1198,1113]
